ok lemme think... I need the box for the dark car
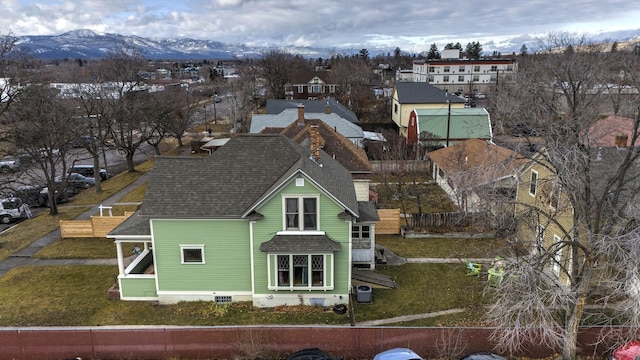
[286,348,341,360]
[55,173,95,193]
[71,135,97,148]
[68,165,109,181]
[14,185,71,207]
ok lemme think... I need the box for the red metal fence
[0,326,617,360]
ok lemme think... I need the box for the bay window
[271,254,332,289]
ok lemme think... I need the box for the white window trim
[529,170,538,196]
[552,235,562,277]
[180,244,205,264]
[266,253,334,291]
[282,195,320,231]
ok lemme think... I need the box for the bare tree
[488,33,640,360]
[260,50,292,99]
[8,83,76,215]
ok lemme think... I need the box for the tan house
[429,138,527,214]
[391,82,465,137]
[514,148,575,281]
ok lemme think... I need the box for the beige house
[391,82,465,137]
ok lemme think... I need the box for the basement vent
[215,296,233,304]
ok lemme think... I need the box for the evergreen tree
[426,43,441,59]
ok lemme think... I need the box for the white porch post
[116,241,125,275]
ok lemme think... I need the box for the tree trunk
[93,155,102,192]
[563,294,585,360]
[126,151,136,173]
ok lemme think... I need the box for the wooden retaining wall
[0,326,618,360]
[376,209,401,235]
[60,212,134,238]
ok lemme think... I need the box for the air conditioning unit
[356,285,372,303]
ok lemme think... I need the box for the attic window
[296,178,304,187]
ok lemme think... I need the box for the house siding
[251,176,351,307]
[151,219,252,299]
[516,158,574,283]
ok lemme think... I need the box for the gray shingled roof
[250,109,363,140]
[357,201,380,223]
[394,82,466,104]
[259,234,341,252]
[266,98,358,124]
[137,134,359,220]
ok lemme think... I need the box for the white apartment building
[412,56,516,96]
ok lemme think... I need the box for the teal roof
[414,108,492,144]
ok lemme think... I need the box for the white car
[474,92,486,99]
[374,348,423,360]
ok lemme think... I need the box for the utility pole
[446,100,451,147]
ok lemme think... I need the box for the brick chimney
[297,103,305,126]
[310,124,321,163]
[615,133,629,147]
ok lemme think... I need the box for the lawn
[0,231,499,326]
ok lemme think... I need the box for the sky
[4,0,640,53]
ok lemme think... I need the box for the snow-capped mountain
[12,29,640,61]
[14,29,329,60]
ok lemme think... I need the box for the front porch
[114,240,157,300]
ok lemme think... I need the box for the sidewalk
[0,171,150,277]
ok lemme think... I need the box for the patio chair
[466,262,482,276]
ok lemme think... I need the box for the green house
[108,133,375,307]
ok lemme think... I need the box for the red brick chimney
[310,124,321,163]
[297,103,305,126]
[615,133,629,147]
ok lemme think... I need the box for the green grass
[376,234,509,258]
[34,237,122,259]
[376,183,458,213]
[352,263,490,323]
[0,232,500,326]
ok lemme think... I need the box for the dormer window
[285,197,318,230]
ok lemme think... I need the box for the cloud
[2,0,640,51]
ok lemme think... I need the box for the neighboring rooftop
[265,98,359,124]
[394,82,466,104]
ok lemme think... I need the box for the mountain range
[14,29,640,61]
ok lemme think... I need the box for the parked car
[373,348,423,360]
[0,156,21,173]
[460,352,506,360]
[71,135,97,148]
[0,197,31,224]
[68,165,109,181]
[13,185,70,207]
[474,92,486,99]
[286,348,341,360]
[55,173,95,193]
[613,341,640,360]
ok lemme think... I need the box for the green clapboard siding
[251,176,352,295]
[152,219,252,292]
[121,277,156,298]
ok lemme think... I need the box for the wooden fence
[376,209,401,234]
[407,212,473,230]
[60,212,134,238]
